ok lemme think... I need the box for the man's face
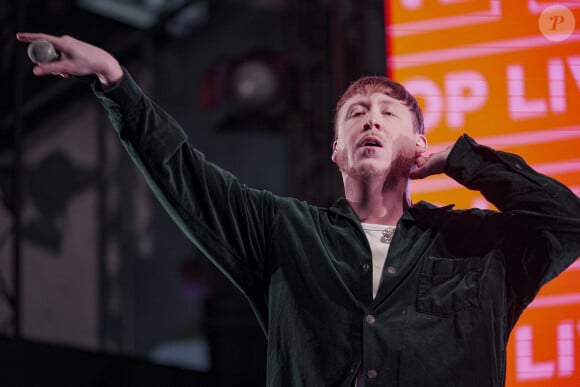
[332,91,426,179]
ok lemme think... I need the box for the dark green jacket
[95,71,580,386]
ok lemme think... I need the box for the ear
[331,139,339,163]
[415,134,427,157]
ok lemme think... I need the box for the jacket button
[365,314,376,325]
[361,263,370,272]
[386,266,397,275]
[367,369,378,379]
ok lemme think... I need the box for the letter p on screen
[551,15,565,30]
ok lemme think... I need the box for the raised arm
[446,135,580,317]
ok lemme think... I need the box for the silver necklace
[380,227,396,244]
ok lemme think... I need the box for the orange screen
[385,1,580,385]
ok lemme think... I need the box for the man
[17,33,580,386]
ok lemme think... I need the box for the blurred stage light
[200,52,289,112]
[230,58,280,109]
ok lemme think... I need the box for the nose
[363,120,381,131]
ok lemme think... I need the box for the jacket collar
[327,197,455,224]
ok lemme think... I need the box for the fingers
[414,155,428,168]
[32,63,69,78]
[409,166,429,180]
[16,32,56,43]
[410,149,451,179]
[16,32,39,42]
[17,32,74,55]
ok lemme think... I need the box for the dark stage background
[0,0,385,385]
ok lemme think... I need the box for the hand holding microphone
[16,32,124,87]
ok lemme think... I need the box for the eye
[348,109,365,118]
[383,111,397,117]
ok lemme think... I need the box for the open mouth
[358,136,383,148]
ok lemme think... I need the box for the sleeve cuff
[444,134,483,185]
[92,67,144,111]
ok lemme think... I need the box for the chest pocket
[417,256,480,318]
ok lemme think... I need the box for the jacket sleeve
[93,69,278,312]
[445,134,580,316]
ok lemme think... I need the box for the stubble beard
[336,148,415,183]
[336,150,380,179]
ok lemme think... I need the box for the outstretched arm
[16,32,123,88]
[17,33,278,325]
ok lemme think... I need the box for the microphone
[27,39,61,64]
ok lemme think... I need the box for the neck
[343,174,411,226]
